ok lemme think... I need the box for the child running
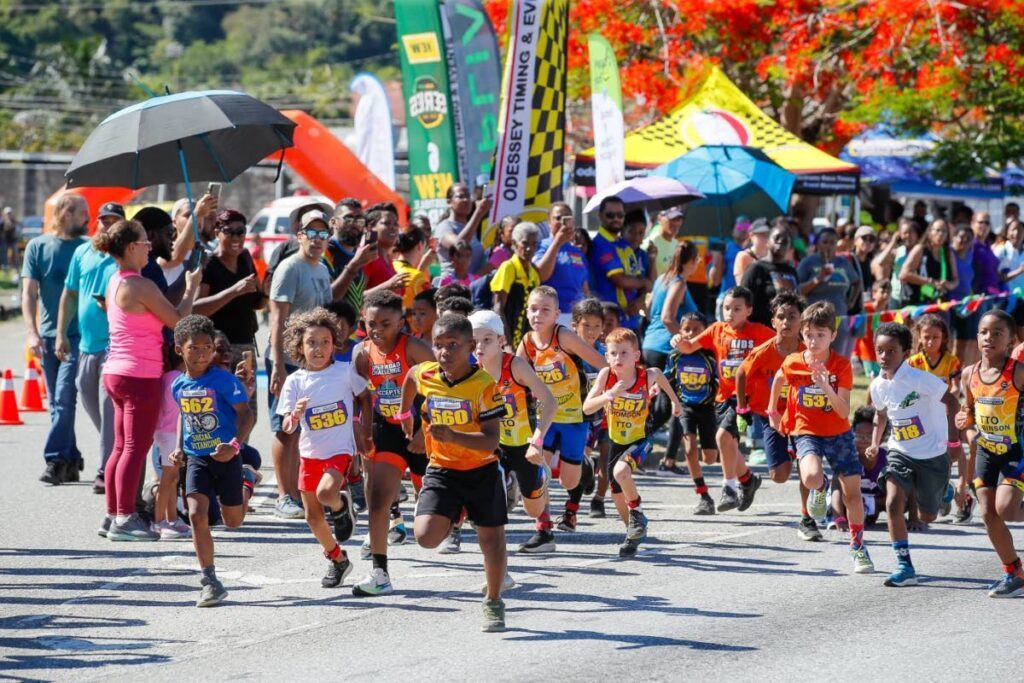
[868,322,959,587]
[584,328,684,557]
[736,293,818,538]
[672,286,773,512]
[469,310,557,553]
[518,286,608,533]
[168,315,254,607]
[769,301,873,574]
[955,309,1024,597]
[352,290,434,596]
[400,313,509,631]
[277,308,369,589]
[666,313,719,515]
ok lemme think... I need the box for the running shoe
[360,536,372,560]
[939,483,955,518]
[987,573,1024,598]
[352,568,394,596]
[693,495,716,516]
[196,576,227,607]
[717,486,740,512]
[952,496,976,525]
[480,572,516,595]
[581,457,596,496]
[481,598,506,633]
[154,520,190,540]
[737,473,762,511]
[589,497,606,518]
[274,494,304,519]
[850,546,875,574]
[388,521,409,546]
[242,464,263,489]
[884,564,918,587]
[329,491,356,543]
[827,516,849,532]
[397,485,409,503]
[797,516,823,542]
[350,479,367,512]
[626,508,648,541]
[40,461,62,486]
[169,519,191,535]
[747,449,768,466]
[518,529,556,554]
[322,557,353,588]
[808,477,829,519]
[618,538,641,558]
[107,514,159,541]
[506,473,520,514]
[657,462,686,475]
[92,475,105,495]
[97,516,112,538]
[556,510,577,532]
[438,525,462,554]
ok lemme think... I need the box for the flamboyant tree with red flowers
[483,0,1024,182]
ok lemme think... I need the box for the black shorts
[681,403,717,450]
[499,444,546,499]
[608,440,644,495]
[973,444,1024,491]
[715,397,739,439]
[416,461,508,527]
[371,416,428,477]
[186,454,243,507]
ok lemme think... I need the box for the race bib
[720,359,741,380]
[374,379,401,419]
[427,397,472,426]
[536,362,566,385]
[305,400,348,431]
[891,416,924,442]
[678,365,709,388]
[979,432,1012,455]
[798,385,830,410]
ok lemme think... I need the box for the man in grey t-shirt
[266,210,332,518]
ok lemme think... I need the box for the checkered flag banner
[490,0,568,226]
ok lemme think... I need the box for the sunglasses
[303,228,330,240]
[219,226,245,237]
[977,220,991,224]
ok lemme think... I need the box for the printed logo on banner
[402,32,443,64]
[409,76,449,129]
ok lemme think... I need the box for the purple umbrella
[583,176,704,214]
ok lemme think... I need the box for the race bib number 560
[427,397,472,426]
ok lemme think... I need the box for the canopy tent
[840,127,1004,200]
[574,66,859,195]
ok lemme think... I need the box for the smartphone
[241,350,254,373]
[364,229,377,245]
[207,182,222,202]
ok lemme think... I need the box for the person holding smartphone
[797,227,861,355]
[534,202,591,327]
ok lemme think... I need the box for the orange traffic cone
[31,358,47,401]
[19,361,45,412]
[0,369,23,425]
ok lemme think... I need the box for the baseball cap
[734,215,751,231]
[300,210,329,230]
[171,197,191,219]
[660,207,684,219]
[749,218,770,235]
[98,202,125,219]
[468,310,505,338]
[289,201,333,229]
[855,225,877,239]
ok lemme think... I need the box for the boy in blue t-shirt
[667,313,720,515]
[170,315,253,608]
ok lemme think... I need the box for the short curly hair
[283,307,343,367]
[174,314,216,347]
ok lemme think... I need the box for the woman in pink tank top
[95,219,201,541]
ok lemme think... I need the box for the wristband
[604,391,616,402]
[530,438,545,448]
[736,406,751,415]
[766,409,780,418]
[228,438,242,454]
[947,440,962,449]
[397,410,413,421]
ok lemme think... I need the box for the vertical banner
[395,0,461,223]
[490,0,569,227]
[439,0,501,193]
[349,72,396,191]
[587,33,625,192]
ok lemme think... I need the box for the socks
[325,544,342,561]
[693,476,709,496]
[372,554,388,573]
[801,506,810,519]
[627,496,642,510]
[850,523,865,549]
[892,540,912,567]
[536,507,553,531]
[567,481,585,507]
[738,469,752,486]
[1002,557,1023,576]
[114,515,130,525]
[202,565,217,581]
[724,478,738,491]
[565,500,580,514]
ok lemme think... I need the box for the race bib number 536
[305,401,348,431]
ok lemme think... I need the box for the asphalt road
[0,318,1020,682]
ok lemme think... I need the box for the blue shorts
[762,421,794,470]
[793,431,863,478]
[544,422,589,465]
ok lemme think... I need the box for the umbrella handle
[177,142,199,244]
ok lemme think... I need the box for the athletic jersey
[605,366,651,445]
[276,361,367,460]
[172,367,248,457]
[740,339,804,416]
[779,351,854,437]
[968,357,1023,455]
[669,350,716,407]
[908,351,961,393]
[496,353,534,447]
[413,362,505,470]
[364,334,412,425]
[693,320,774,402]
[522,325,586,424]
[868,362,949,459]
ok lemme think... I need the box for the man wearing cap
[732,218,772,285]
[22,192,89,485]
[55,202,124,492]
[267,209,333,519]
[589,196,650,331]
[642,207,686,276]
[534,202,590,326]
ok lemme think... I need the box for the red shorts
[299,454,353,493]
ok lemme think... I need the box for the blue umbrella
[651,145,796,239]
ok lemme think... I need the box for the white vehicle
[245,195,332,264]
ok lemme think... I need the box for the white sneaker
[274,494,304,519]
[808,477,829,519]
[352,567,394,596]
[154,520,190,540]
[170,518,191,535]
[360,536,372,560]
[480,572,516,595]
